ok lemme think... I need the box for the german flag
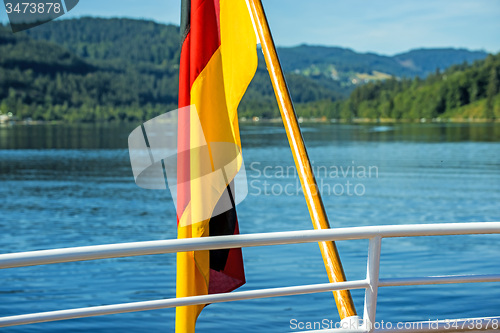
[176,0,257,331]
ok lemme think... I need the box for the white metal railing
[1,222,500,332]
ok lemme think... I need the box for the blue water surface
[0,122,499,332]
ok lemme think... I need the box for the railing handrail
[1,222,499,270]
[1,221,500,331]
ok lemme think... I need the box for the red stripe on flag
[177,32,191,222]
[189,0,221,88]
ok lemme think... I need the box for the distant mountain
[274,45,488,87]
[394,48,488,75]
[26,18,488,88]
[275,45,413,80]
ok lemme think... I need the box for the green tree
[486,67,499,120]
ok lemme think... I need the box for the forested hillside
[0,19,344,122]
[0,18,495,122]
[337,54,500,120]
[0,21,180,122]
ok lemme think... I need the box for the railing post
[363,236,382,332]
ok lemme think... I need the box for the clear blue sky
[1,0,499,55]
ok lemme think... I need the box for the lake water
[1,122,499,332]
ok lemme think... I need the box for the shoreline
[239,117,499,124]
[1,117,499,127]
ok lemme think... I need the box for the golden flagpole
[246,0,357,319]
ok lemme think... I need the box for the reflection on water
[243,122,500,146]
[0,123,137,149]
[0,122,499,332]
[1,122,500,150]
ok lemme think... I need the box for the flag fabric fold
[176,0,257,331]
